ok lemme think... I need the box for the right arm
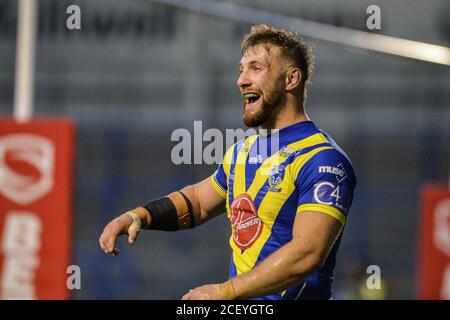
[98,177,226,255]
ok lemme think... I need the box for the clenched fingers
[99,222,120,255]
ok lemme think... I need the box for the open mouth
[243,92,261,105]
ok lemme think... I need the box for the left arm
[182,210,343,300]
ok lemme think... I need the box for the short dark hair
[241,24,315,101]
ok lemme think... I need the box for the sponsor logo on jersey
[248,154,263,164]
[318,163,348,183]
[230,194,263,250]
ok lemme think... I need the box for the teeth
[244,93,260,99]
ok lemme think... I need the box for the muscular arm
[230,211,342,298]
[99,177,225,255]
[182,210,343,300]
[177,177,227,226]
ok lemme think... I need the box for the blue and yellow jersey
[210,121,356,300]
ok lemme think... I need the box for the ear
[285,68,302,91]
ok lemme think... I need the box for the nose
[237,70,251,89]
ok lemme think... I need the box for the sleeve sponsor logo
[313,181,343,208]
[318,163,348,183]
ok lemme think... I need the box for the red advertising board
[0,118,74,299]
[419,185,450,299]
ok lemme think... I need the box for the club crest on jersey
[230,194,263,250]
[268,166,284,192]
[238,140,250,153]
[279,146,297,158]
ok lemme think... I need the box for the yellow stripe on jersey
[231,138,334,275]
[222,142,238,210]
[210,175,227,199]
[223,142,237,177]
[297,203,346,225]
[233,135,259,198]
[232,249,253,274]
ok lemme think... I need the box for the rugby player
[99,24,356,300]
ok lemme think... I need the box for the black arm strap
[143,197,179,231]
[143,191,195,231]
[177,191,196,229]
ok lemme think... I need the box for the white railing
[151,0,450,66]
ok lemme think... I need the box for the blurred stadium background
[0,0,449,299]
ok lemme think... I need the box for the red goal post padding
[419,184,450,300]
[0,118,74,299]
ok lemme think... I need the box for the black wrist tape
[177,191,196,228]
[143,197,179,231]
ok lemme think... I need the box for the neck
[260,97,309,131]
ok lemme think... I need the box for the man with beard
[99,24,356,300]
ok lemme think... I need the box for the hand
[99,211,141,256]
[182,280,236,300]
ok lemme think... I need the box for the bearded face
[241,74,285,127]
[238,45,288,128]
